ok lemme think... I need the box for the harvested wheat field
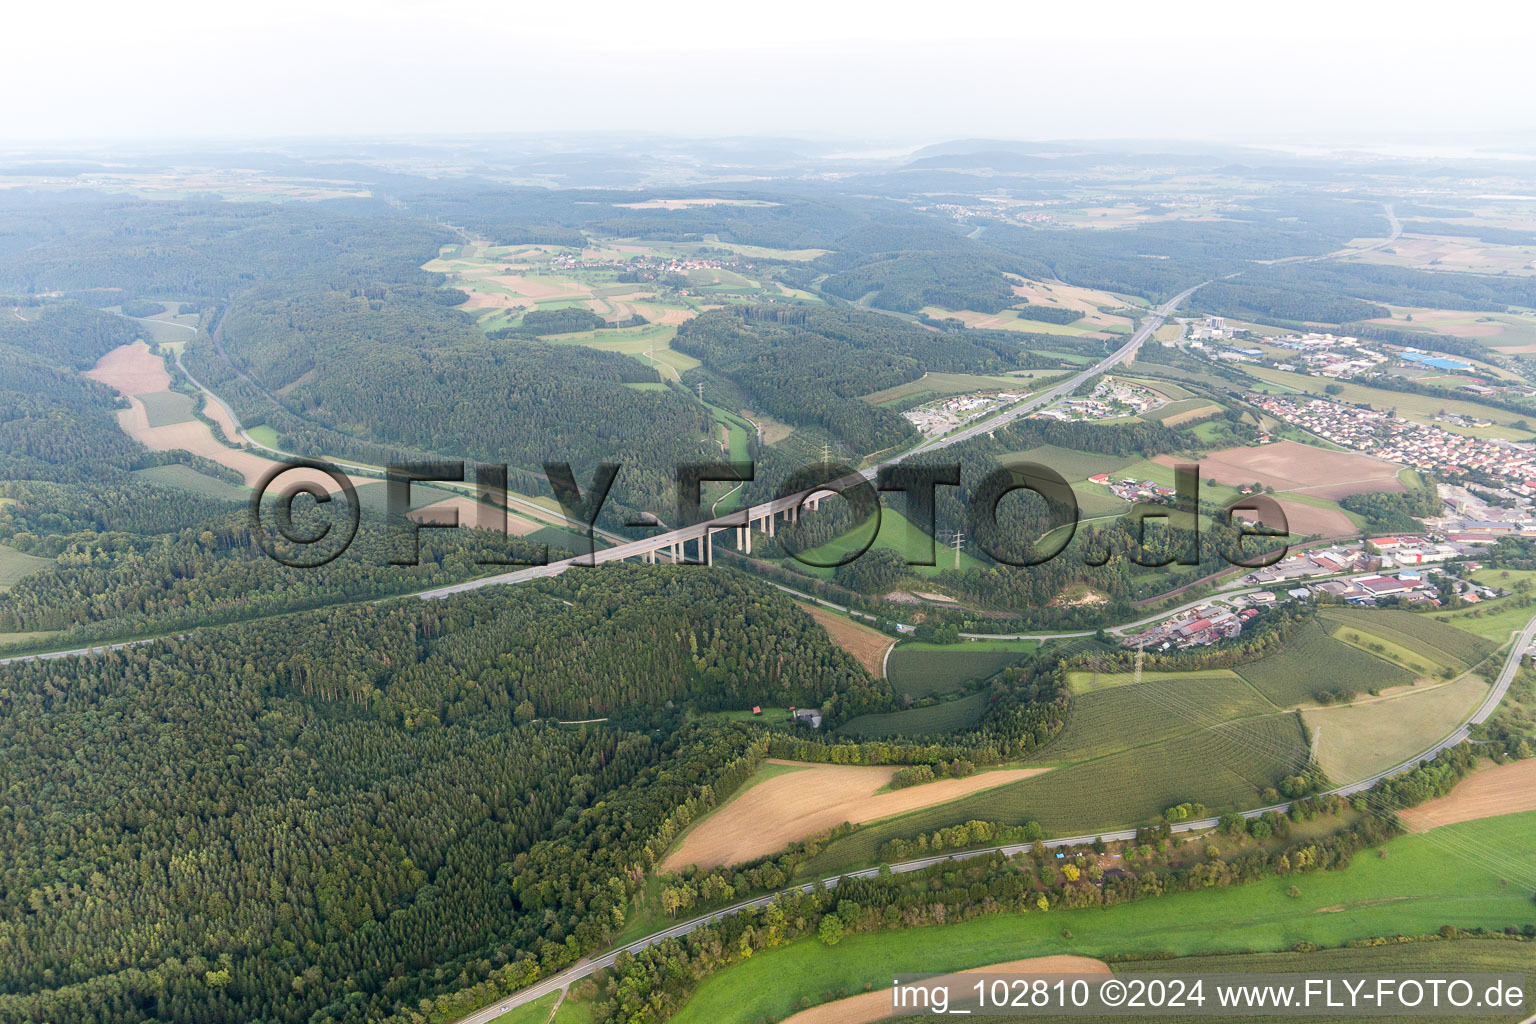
[659,760,1051,872]
[463,290,532,312]
[116,401,365,492]
[780,956,1112,1024]
[1234,498,1356,539]
[84,341,170,394]
[198,393,244,440]
[88,344,367,494]
[803,603,895,677]
[636,304,695,326]
[1155,440,1404,501]
[1397,757,1536,832]
[1159,402,1223,427]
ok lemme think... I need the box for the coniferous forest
[2,136,1534,1024]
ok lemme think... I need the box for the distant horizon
[7,0,1533,145]
[5,130,1536,164]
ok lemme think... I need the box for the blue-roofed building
[1400,351,1473,371]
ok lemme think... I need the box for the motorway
[421,201,1402,603]
[27,205,1485,1024]
[455,605,1535,1024]
[417,281,1207,600]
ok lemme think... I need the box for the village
[1249,393,1536,498]
[1123,539,1502,650]
[549,250,751,281]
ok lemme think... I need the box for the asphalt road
[416,281,1208,600]
[455,610,1535,1024]
[34,204,1489,1024]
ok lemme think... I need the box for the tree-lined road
[455,604,1535,1023]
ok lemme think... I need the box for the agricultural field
[1035,675,1278,763]
[1243,365,1536,441]
[1346,233,1536,276]
[1398,756,1536,831]
[807,713,1308,871]
[792,505,990,579]
[135,390,197,428]
[914,277,1138,339]
[801,604,895,678]
[118,308,200,349]
[837,691,991,738]
[1016,944,1536,1024]
[861,370,1060,407]
[1327,622,1450,679]
[783,955,1110,1024]
[549,323,700,381]
[656,759,1050,872]
[424,237,791,336]
[1114,375,1194,401]
[885,644,1031,699]
[1063,667,1243,694]
[1303,673,1490,784]
[1430,594,1536,642]
[1118,452,1362,539]
[85,342,374,494]
[1234,620,1414,707]
[0,545,53,593]
[131,464,247,502]
[676,811,1536,1024]
[245,424,281,448]
[1153,440,1404,502]
[1470,566,1536,591]
[1319,607,1495,677]
[1005,444,1141,483]
[491,991,562,1024]
[1142,398,1222,426]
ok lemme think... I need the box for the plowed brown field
[659,760,1051,872]
[802,604,895,677]
[1154,440,1404,500]
[780,956,1111,1024]
[1397,757,1536,832]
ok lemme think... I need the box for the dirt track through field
[659,760,1052,872]
[1397,757,1536,832]
[779,956,1112,1024]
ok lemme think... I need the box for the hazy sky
[8,0,1532,146]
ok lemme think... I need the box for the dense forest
[0,569,891,1024]
[0,303,147,482]
[0,194,452,300]
[199,283,721,517]
[673,305,1024,455]
[0,168,1528,1024]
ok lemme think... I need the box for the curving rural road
[454,606,1533,1024]
[21,206,1474,1024]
